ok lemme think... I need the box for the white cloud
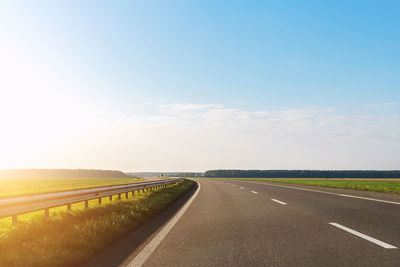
[130,104,399,141]
[158,103,221,113]
[41,102,398,171]
[2,96,399,170]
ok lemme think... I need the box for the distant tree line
[203,170,400,179]
[127,172,181,178]
[177,172,203,177]
[0,169,129,179]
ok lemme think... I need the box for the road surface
[87,179,400,266]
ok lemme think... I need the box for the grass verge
[0,179,194,267]
[235,178,400,194]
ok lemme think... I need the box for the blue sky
[0,1,399,171]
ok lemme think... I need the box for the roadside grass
[0,179,194,267]
[0,177,143,197]
[235,178,400,194]
[0,196,124,235]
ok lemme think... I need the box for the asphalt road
[89,179,400,266]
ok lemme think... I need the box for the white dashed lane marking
[329,223,397,249]
[271,199,287,205]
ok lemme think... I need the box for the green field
[0,179,194,267]
[237,178,400,194]
[0,177,143,197]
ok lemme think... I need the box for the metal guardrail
[0,178,183,225]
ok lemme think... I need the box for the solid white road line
[251,182,400,205]
[126,182,201,267]
[329,223,397,249]
[337,194,400,205]
[271,199,287,205]
[251,191,258,194]
[240,187,244,189]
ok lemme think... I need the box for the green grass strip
[0,180,194,267]
[235,178,400,194]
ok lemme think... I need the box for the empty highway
[87,179,400,266]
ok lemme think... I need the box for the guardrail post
[109,195,112,201]
[44,208,49,217]
[98,197,102,204]
[85,200,89,209]
[118,194,121,200]
[12,215,18,226]
[125,192,128,198]
[67,203,71,211]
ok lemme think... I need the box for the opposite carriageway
[0,178,183,225]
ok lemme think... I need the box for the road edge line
[250,182,400,205]
[126,181,201,267]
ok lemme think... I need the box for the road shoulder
[81,182,199,267]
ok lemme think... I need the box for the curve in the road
[127,181,201,267]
